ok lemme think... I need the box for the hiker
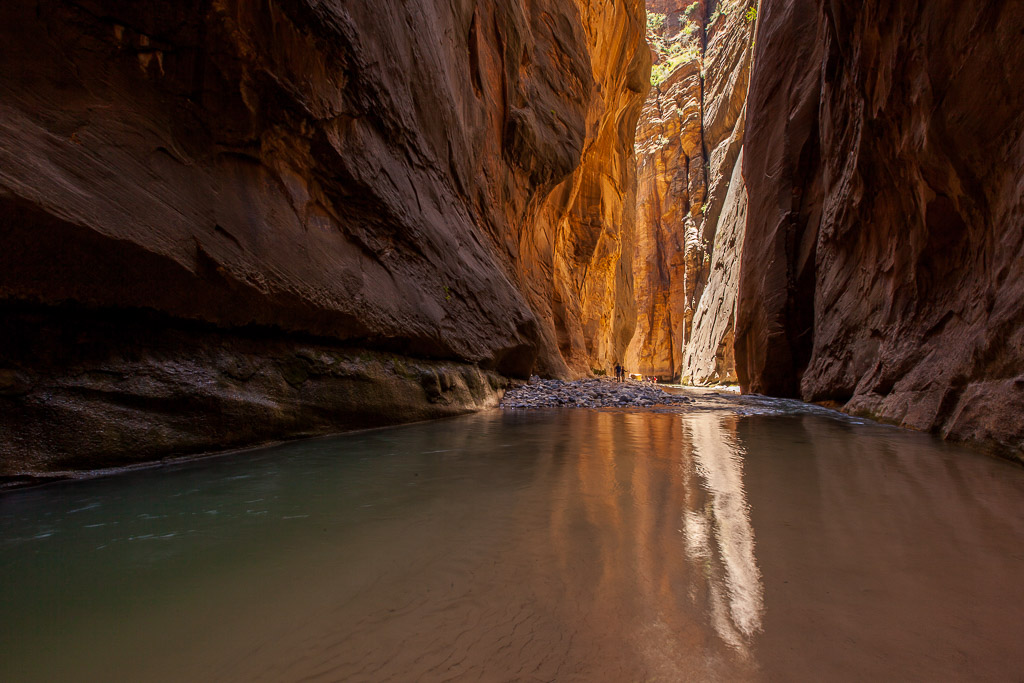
[614,363,623,382]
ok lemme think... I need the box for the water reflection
[681,415,763,655]
[537,411,764,678]
[2,408,1024,681]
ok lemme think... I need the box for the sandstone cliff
[0,0,648,476]
[737,0,1024,459]
[528,0,651,376]
[625,0,754,382]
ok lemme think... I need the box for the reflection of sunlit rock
[682,414,764,653]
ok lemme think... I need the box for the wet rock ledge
[501,378,692,409]
[0,305,507,485]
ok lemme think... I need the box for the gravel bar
[501,377,692,409]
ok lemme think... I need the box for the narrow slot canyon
[741,0,1024,445]
[629,0,1024,463]
[2,0,1024,680]
[626,0,753,387]
[1,0,1022,473]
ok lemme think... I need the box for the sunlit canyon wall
[0,0,648,475]
[633,0,1024,457]
[736,0,1024,458]
[625,0,754,383]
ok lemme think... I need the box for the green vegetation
[646,11,666,32]
[709,4,731,25]
[647,7,703,88]
[650,46,700,86]
[645,0,757,92]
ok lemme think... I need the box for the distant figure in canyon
[614,364,624,382]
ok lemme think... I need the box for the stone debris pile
[501,377,692,409]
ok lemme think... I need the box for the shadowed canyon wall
[625,0,754,382]
[0,0,648,476]
[737,0,1024,458]
[3,0,1022,474]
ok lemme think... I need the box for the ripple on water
[1,407,1023,682]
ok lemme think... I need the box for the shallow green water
[3,401,1023,681]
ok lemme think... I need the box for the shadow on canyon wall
[628,0,1023,461]
[0,0,648,473]
[736,0,1024,461]
[0,0,1022,471]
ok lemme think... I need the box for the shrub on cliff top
[647,12,666,33]
[650,46,700,86]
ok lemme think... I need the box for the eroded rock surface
[682,148,746,383]
[526,0,651,377]
[0,0,648,474]
[625,0,754,383]
[737,0,1024,459]
[0,305,507,484]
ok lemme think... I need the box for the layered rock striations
[527,0,651,377]
[625,0,704,381]
[737,0,1024,458]
[625,0,754,383]
[678,1,753,385]
[0,0,648,475]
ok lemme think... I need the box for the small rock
[501,378,690,410]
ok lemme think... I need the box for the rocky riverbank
[501,378,692,409]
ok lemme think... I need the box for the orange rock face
[626,0,754,382]
[737,0,1024,458]
[0,0,647,473]
[526,0,651,377]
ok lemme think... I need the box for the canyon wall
[625,0,754,382]
[529,0,651,376]
[0,0,648,476]
[737,0,1024,458]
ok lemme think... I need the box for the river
[3,395,1023,681]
